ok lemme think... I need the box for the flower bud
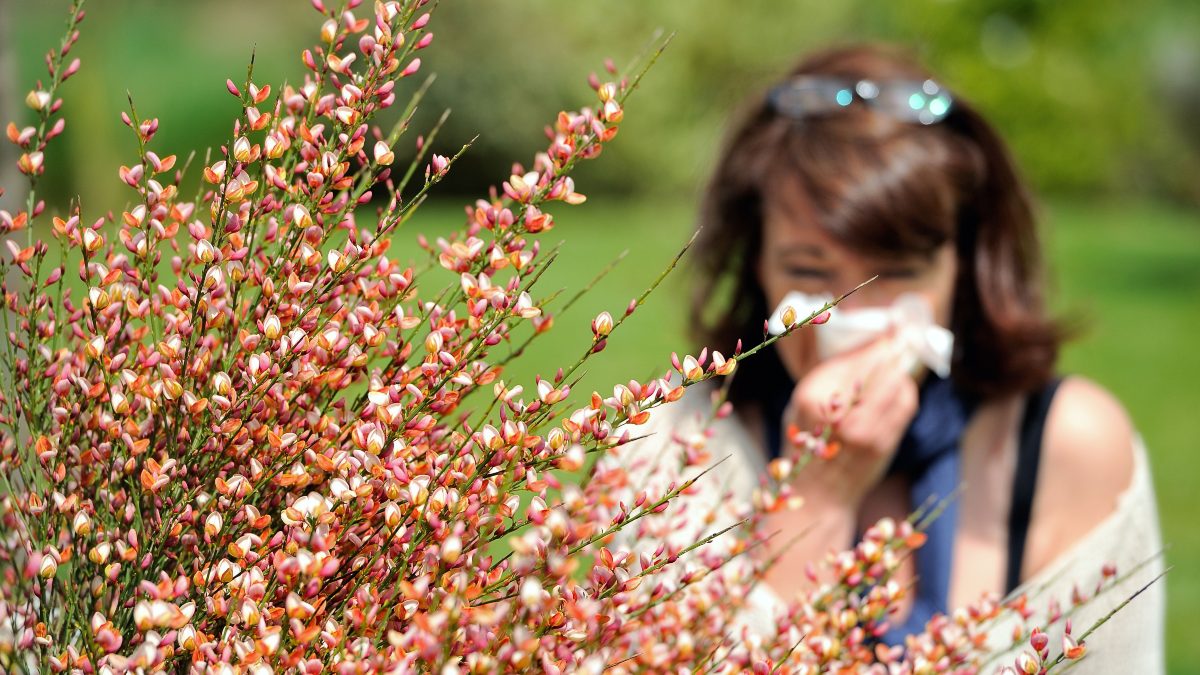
[520,577,544,610]
[85,335,106,360]
[88,287,110,310]
[1030,628,1049,653]
[203,160,227,184]
[263,314,282,340]
[73,511,93,535]
[110,389,130,416]
[229,533,255,559]
[547,427,567,452]
[82,228,104,252]
[204,512,223,537]
[203,266,223,290]
[39,555,58,578]
[373,140,394,166]
[25,90,51,111]
[320,18,338,43]
[1014,651,1040,674]
[239,598,260,626]
[557,444,585,471]
[440,535,462,564]
[133,601,153,630]
[384,502,403,529]
[327,249,350,274]
[178,624,197,651]
[781,306,797,329]
[400,58,421,78]
[591,311,613,338]
[768,458,794,483]
[89,542,111,565]
[264,132,288,159]
[17,151,44,175]
[195,239,216,264]
[1062,635,1086,660]
[335,105,359,125]
[287,592,315,619]
[233,136,251,162]
[212,371,232,396]
[602,99,623,124]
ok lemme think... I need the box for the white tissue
[766,290,954,378]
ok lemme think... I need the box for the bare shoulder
[1025,376,1136,574]
[1041,376,1135,496]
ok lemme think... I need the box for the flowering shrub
[0,1,1147,672]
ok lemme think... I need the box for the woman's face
[757,186,959,381]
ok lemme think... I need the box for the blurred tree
[7,0,1199,212]
[411,0,1199,203]
[9,0,315,213]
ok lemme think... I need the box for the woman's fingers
[789,334,919,461]
[783,334,921,509]
[840,360,918,450]
[792,335,905,416]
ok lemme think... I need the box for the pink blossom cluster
[0,1,1112,672]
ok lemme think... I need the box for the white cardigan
[609,382,1166,672]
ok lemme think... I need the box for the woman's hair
[692,44,1066,403]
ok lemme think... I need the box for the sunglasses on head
[768,77,953,125]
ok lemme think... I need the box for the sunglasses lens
[877,80,953,124]
[770,79,854,118]
[770,77,952,125]
[923,93,952,123]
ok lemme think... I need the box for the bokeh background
[4,0,1198,668]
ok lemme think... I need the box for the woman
[671,44,1163,667]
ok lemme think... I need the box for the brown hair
[692,44,1066,404]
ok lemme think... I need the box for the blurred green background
[3,0,1198,669]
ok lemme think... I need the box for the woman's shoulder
[1024,376,1143,577]
[989,377,1165,671]
[1042,376,1135,478]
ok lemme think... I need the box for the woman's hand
[760,334,920,600]
[785,334,920,512]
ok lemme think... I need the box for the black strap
[1005,377,1063,594]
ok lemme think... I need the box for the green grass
[394,199,698,396]
[1042,199,1200,673]
[406,195,1199,670]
